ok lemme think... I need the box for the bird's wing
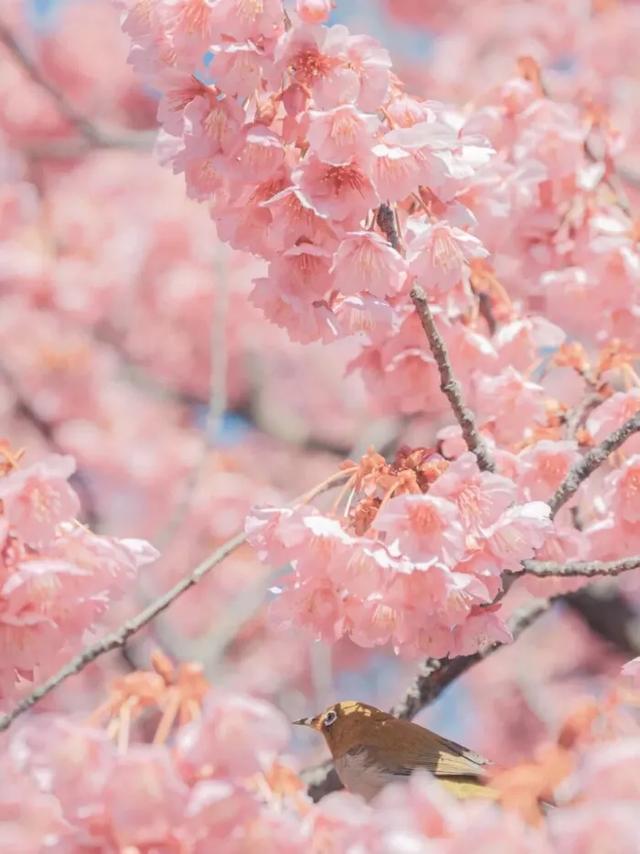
[367,721,491,780]
[428,731,491,778]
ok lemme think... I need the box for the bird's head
[293,700,390,758]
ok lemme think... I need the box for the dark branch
[564,392,604,440]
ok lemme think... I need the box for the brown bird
[294,700,498,802]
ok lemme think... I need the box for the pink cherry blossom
[516,440,580,502]
[484,501,552,570]
[104,747,190,848]
[475,368,547,446]
[373,493,465,565]
[370,142,424,202]
[429,451,516,532]
[210,41,269,99]
[0,455,80,548]
[330,231,407,299]
[306,105,378,165]
[586,390,640,456]
[407,220,489,295]
[0,450,157,700]
[609,455,640,526]
[4,2,640,845]
[293,155,379,224]
[213,0,284,42]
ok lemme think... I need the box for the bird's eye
[323,709,338,727]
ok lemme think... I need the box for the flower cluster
[0,447,157,701]
[122,0,495,356]
[247,447,561,657]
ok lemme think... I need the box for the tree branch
[392,599,549,718]
[549,410,640,517]
[521,556,640,579]
[410,284,495,473]
[154,254,229,553]
[0,532,248,732]
[564,392,604,440]
[0,18,154,152]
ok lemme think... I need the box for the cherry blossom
[0,450,158,701]
[3,0,640,845]
[247,448,553,656]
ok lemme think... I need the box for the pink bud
[296,0,333,24]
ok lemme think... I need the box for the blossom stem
[331,472,357,514]
[410,284,496,473]
[296,467,357,505]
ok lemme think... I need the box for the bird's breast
[334,747,397,802]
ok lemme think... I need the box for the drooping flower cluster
[248,447,559,657]
[0,447,157,701]
[122,0,496,365]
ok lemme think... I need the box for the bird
[293,700,498,802]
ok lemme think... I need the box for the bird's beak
[292,715,320,730]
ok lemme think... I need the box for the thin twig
[0,18,153,152]
[410,284,495,472]
[302,599,549,801]
[564,391,604,439]
[549,410,640,517]
[21,134,155,160]
[0,363,99,529]
[521,556,640,579]
[0,531,247,733]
